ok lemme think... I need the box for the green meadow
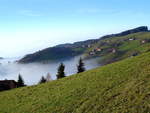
[1,51,150,113]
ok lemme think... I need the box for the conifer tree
[39,76,47,84]
[56,63,65,79]
[17,74,25,87]
[77,57,86,73]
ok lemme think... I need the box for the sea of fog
[0,56,100,85]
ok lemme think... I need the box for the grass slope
[1,52,150,113]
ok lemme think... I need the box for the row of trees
[39,73,52,84]
[39,57,86,83]
[57,57,86,79]
[17,57,86,86]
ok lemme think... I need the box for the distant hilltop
[18,26,149,63]
[100,26,149,40]
[55,26,149,48]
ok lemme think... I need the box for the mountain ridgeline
[100,26,148,40]
[19,26,149,63]
[19,47,84,63]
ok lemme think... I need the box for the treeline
[39,57,86,84]
[16,57,86,87]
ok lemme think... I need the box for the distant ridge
[100,26,148,40]
[18,26,149,63]
[55,39,99,48]
[55,26,149,48]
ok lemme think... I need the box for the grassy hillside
[85,32,150,64]
[1,52,150,112]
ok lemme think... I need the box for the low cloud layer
[0,56,100,85]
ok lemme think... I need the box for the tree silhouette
[39,76,47,84]
[77,57,86,73]
[56,63,65,79]
[17,74,25,87]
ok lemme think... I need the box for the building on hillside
[129,38,135,41]
[82,45,86,48]
[112,48,117,53]
[96,48,102,52]
[141,40,146,44]
[89,51,96,55]
[88,44,91,48]
[0,80,18,91]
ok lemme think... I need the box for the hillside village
[88,38,149,56]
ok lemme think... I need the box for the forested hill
[18,47,85,63]
[18,26,149,63]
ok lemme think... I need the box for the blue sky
[0,0,150,57]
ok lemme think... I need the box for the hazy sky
[0,0,150,57]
